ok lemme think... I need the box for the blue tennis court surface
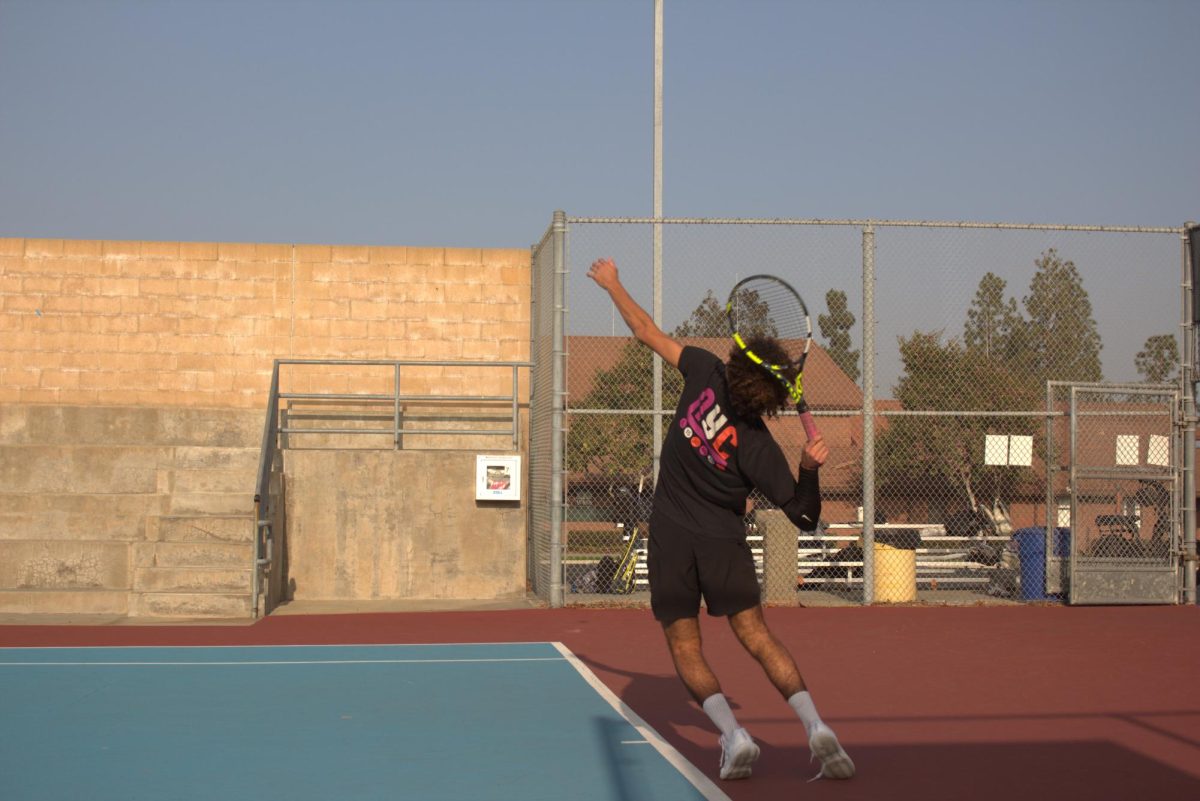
[0,642,726,801]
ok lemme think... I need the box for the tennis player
[588,257,855,783]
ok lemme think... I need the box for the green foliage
[1135,334,1179,383]
[964,272,1024,363]
[672,290,728,338]
[1023,249,1102,383]
[675,288,776,338]
[877,249,1103,517]
[818,289,860,382]
[568,339,680,478]
[878,331,1041,511]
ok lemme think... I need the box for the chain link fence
[530,215,1194,607]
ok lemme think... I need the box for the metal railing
[250,357,532,617]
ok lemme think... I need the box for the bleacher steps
[167,491,256,516]
[133,566,252,593]
[0,406,264,620]
[131,591,253,619]
[131,509,257,618]
[0,589,129,615]
[0,493,165,540]
[151,514,255,544]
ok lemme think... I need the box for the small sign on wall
[476,454,521,501]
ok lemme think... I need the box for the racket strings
[729,278,811,367]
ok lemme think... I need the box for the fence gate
[1064,383,1180,604]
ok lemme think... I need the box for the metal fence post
[1182,223,1198,604]
[550,210,567,608]
[861,223,876,605]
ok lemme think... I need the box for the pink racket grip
[798,409,819,441]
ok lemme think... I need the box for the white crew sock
[787,690,824,737]
[701,693,740,738]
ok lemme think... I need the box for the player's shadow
[577,654,731,737]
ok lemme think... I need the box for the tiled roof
[566,335,864,409]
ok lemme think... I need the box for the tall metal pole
[652,0,664,483]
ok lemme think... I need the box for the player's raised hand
[588,258,620,290]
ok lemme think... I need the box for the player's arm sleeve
[741,433,821,531]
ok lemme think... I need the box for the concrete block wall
[0,238,531,408]
[0,236,535,616]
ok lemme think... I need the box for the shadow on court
[580,651,1200,801]
[750,739,1200,801]
[570,654,1200,800]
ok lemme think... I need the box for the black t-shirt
[652,346,821,538]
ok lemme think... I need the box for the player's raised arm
[587,258,682,369]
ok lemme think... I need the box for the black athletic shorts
[647,512,761,624]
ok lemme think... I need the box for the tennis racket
[725,274,819,440]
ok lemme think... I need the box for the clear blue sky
[1,0,1197,249]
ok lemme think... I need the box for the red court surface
[4,604,1198,801]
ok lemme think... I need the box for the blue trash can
[1012,527,1070,600]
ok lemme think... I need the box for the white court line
[0,641,562,650]
[552,642,731,801]
[0,657,565,667]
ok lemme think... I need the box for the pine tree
[1023,249,1102,383]
[1135,334,1178,383]
[818,289,860,383]
[964,272,1023,363]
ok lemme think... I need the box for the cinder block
[483,248,531,269]
[331,245,369,263]
[295,244,332,263]
[369,246,408,264]
[138,277,177,296]
[141,241,181,260]
[445,284,482,303]
[217,243,256,261]
[180,242,219,260]
[103,241,141,259]
[255,243,292,262]
[25,239,65,258]
[99,277,139,297]
[408,247,445,266]
[445,248,482,266]
[63,240,104,258]
[500,266,528,286]
[313,263,351,284]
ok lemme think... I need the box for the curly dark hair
[726,337,797,419]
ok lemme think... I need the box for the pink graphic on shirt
[680,387,734,470]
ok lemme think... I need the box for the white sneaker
[718,727,760,780]
[808,724,855,781]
